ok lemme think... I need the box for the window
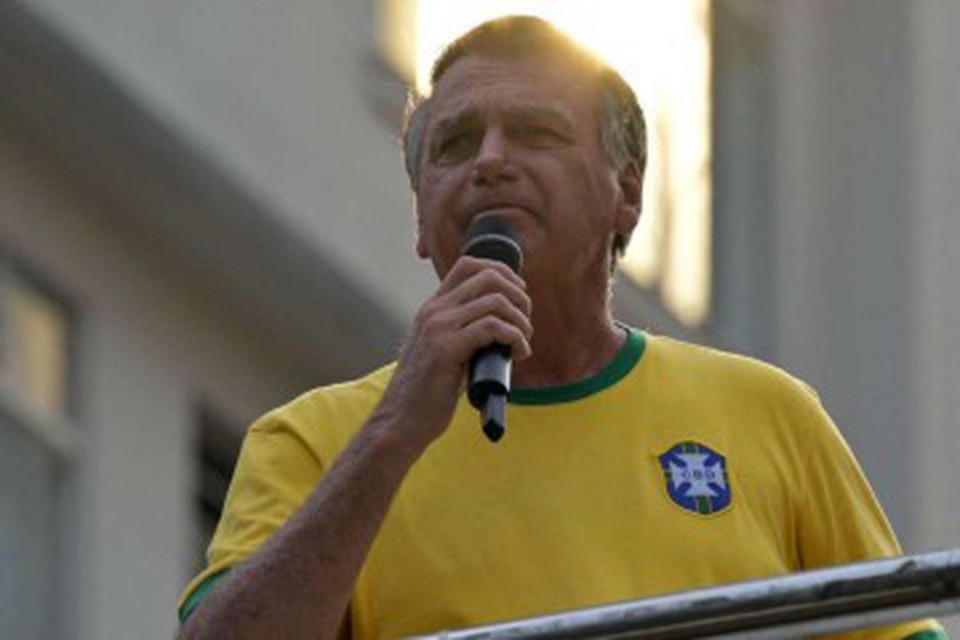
[0,258,76,640]
[0,264,72,421]
[380,0,713,327]
[192,406,242,574]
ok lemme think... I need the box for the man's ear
[615,160,643,236]
[416,230,430,259]
[414,203,430,259]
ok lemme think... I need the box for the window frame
[0,254,80,442]
[0,252,79,640]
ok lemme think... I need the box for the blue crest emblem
[659,441,731,515]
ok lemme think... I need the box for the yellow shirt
[180,329,944,639]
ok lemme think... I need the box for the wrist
[362,405,435,469]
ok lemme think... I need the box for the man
[178,16,945,640]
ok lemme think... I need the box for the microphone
[462,216,523,443]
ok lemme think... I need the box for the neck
[511,276,624,389]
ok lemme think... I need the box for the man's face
[414,52,641,284]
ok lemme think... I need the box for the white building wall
[772,0,917,536]
[22,0,434,320]
[769,0,960,562]
[0,141,307,421]
[768,12,960,636]
[74,320,192,640]
[910,0,960,553]
[0,130,313,639]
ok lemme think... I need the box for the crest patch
[659,441,731,515]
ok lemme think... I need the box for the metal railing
[411,549,960,639]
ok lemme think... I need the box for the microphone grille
[462,216,523,274]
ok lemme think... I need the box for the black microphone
[462,216,523,443]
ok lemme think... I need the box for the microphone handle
[468,343,511,443]
[467,343,512,408]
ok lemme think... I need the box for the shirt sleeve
[792,389,946,639]
[177,408,326,617]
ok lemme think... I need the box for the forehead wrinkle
[420,54,604,163]
[507,104,576,129]
[431,101,576,135]
[431,105,480,136]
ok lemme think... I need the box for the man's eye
[515,124,565,146]
[434,131,476,162]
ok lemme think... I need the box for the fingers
[437,256,525,296]
[437,256,531,319]
[410,255,533,368]
[435,292,533,360]
[384,255,532,446]
[460,315,532,362]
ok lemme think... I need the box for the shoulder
[267,362,396,424]
[648,333,817,398]
[641,333,830,436]
[247,362,397,461]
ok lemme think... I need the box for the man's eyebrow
[505,105,575,129]
[430,104,575,135]
[431,108,480,136]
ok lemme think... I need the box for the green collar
[510,326,646,406]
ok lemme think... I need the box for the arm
[791,388,948,639]
[179,257,532,640]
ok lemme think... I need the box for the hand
[372,255,533,453]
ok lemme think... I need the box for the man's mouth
[468,203,536,225]
[476,205,525,216]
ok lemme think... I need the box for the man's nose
[472,129,516,184]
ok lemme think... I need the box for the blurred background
[1,0,958,638]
